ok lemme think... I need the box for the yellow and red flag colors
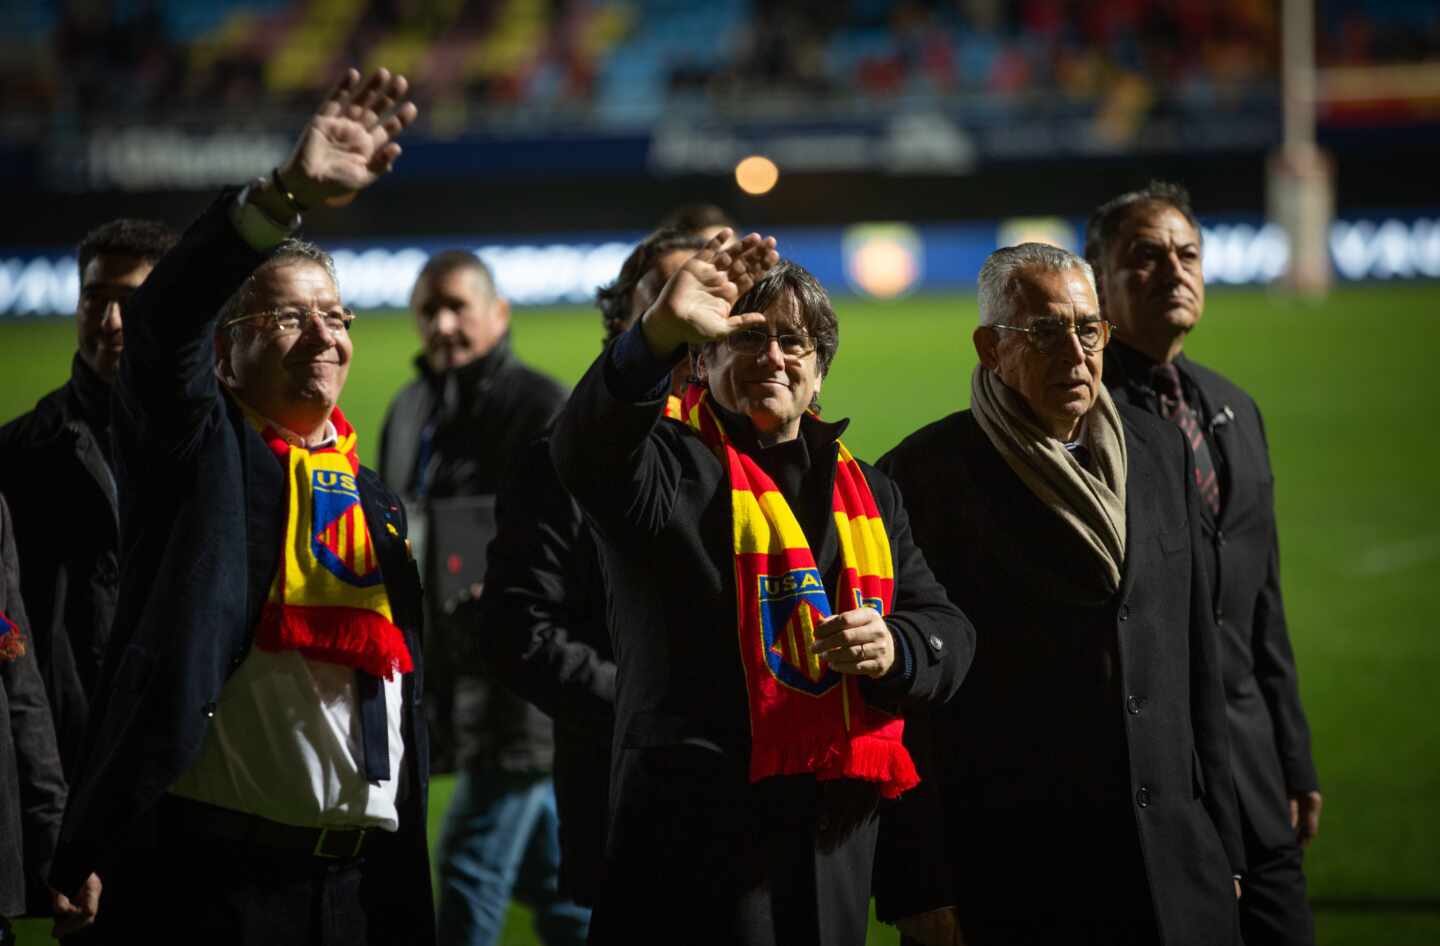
[673,386,919,798]
[244,404,412,680]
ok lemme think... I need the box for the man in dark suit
[874,243,1244,946]
[551,239,975,946]
[1086,182,1320,946]
[48,67,434,945]
[0,218,176,781]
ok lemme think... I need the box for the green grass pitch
[3,283,1438,945]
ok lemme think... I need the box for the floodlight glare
[735,155,779,195]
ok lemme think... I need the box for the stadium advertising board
[1,212,1437,318]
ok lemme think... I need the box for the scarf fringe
[258,603,413,680]
[749,726,921,799]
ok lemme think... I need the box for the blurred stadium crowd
[3,0,1437,139]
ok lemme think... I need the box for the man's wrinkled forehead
[252,260,341,308]
[1012,267,1099,320]
[1120,201,1201,248]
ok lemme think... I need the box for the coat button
[1215,530,1226,547]
[203,701,217,718]
[1127,695,1143,715]
[928,634,944,652]
[1136,786,1151,808]
[1119,604,1130,622]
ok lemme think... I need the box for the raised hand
[277,67,420,209]
[639,228,780,357]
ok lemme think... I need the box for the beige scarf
[970,365,1129,593]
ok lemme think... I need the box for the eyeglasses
[992,317,1111,354]
[726,330,816,357]
[225,306,356,336]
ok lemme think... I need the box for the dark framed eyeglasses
[992,317,1111,354]
[224,306,356,336]
[726,329,817,357]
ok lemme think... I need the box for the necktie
[358,670,391,782]
[1150,362,1221,516]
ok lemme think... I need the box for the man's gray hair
[217,239,340,332]
[976,243,1096,327]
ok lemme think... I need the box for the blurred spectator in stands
[0,218,177,783]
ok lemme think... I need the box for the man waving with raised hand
[48,69,433,946]
[551,231,974,946]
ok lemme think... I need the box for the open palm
[649,230,781,347]
[282,68,419,208]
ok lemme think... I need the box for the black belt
[162,795,377,860]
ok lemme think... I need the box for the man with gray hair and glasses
[873,242,1245,946]
[48,67,434,945]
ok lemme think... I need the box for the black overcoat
[873,406,1245,946]
[1105,347,1318,834]
[1106,345,1318,944]
[47,194,435,944]
[0,356,121,780]
[550,348,976,946]
[0,494,67,917]
[379,338,568,775]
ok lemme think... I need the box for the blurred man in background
[1087,182,1320,946]
[875,243,1244,946]
[465,225,709,911]
[49,66,434,945]
[0,219,176,781]
[377,252,580,946]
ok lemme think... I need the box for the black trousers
[88,805,398,946]
[589,750,877,946]
[1238,812,1315,946]
[946,806,1161,946]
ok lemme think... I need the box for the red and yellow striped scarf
[673,385,918,798]
[243,403,413,680]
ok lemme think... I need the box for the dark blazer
[873,407,1245,946]
[0,494,67,917]
[1105,345,1318,854]
[464,434,616,905]
[0,356,121,780]
[550,348,975,944]
[48,194,434,943]
[379,340,567,776]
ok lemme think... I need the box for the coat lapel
[65,420,120,532]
